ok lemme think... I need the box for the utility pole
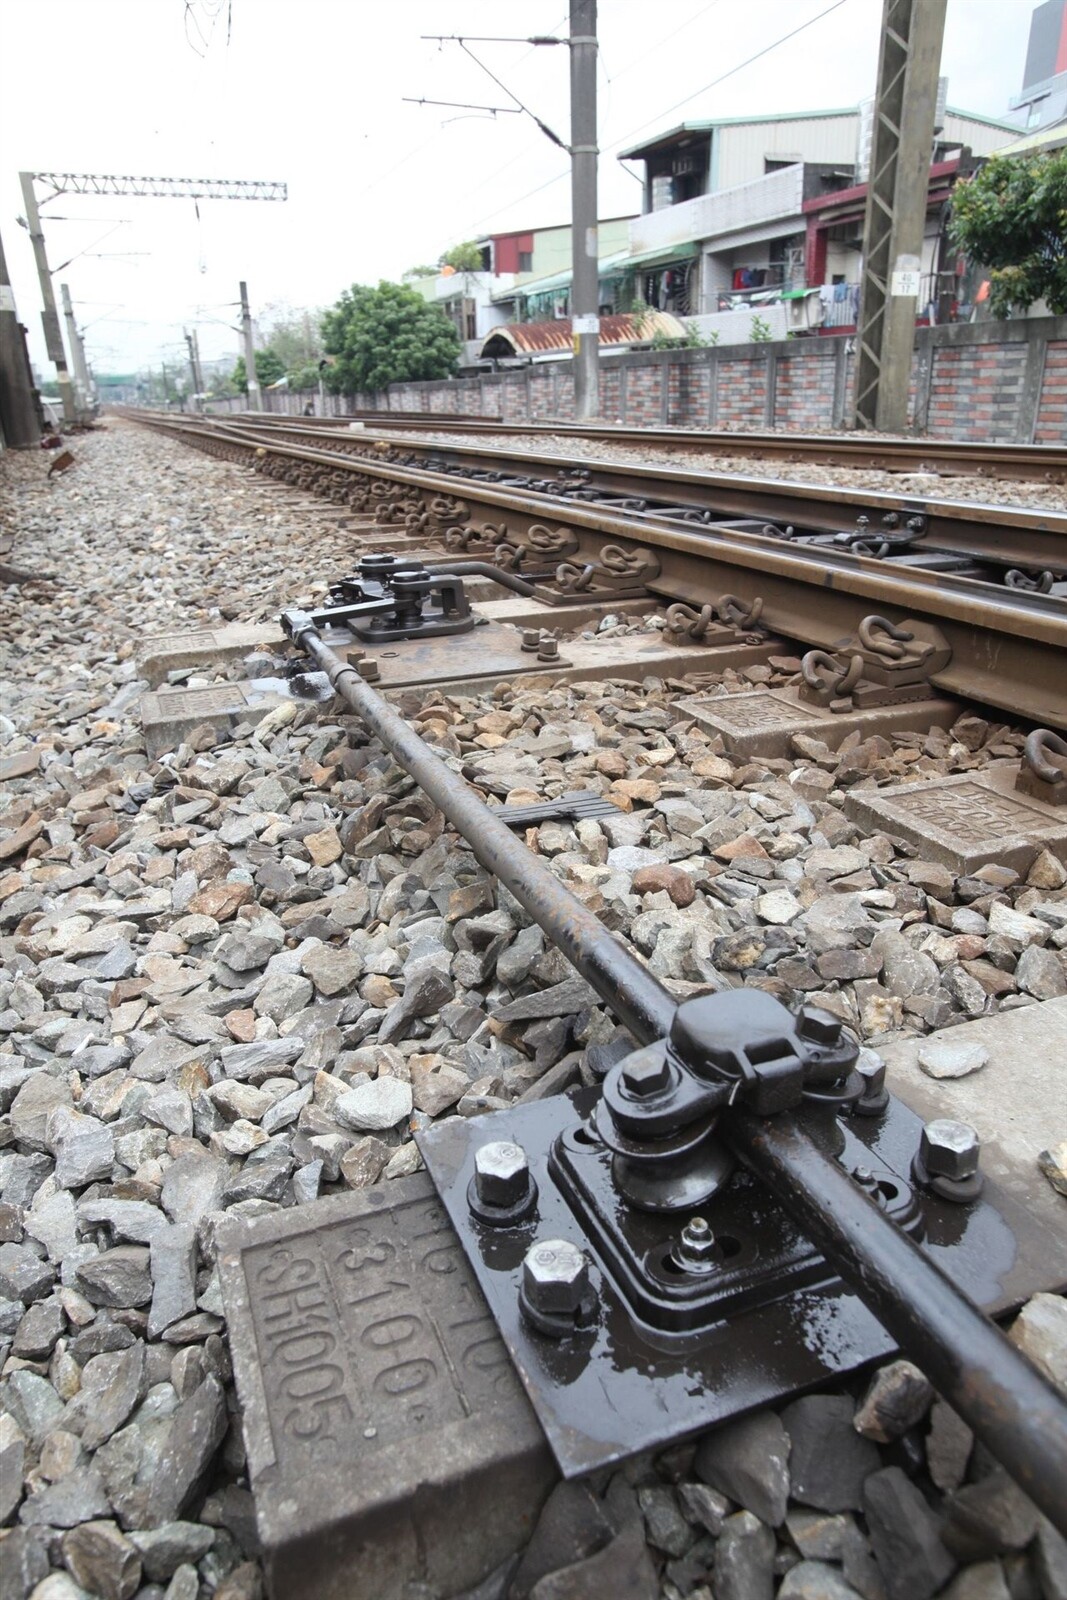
[239,280,262,411]
[853,0,948,432]
[19,172,76,426]
[0,225,41,447]
[569,0,599,420]
[61,284,94,414]
[184,328,205,407]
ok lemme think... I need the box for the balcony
[629,164,806,257]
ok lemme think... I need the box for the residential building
[618,106,1019,322]
[479,216,635,283]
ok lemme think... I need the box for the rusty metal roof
[480,312,686,359]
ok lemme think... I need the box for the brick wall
[251,316,1063,442]
[1036,341,1067,445]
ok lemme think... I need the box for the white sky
[0,0,1032,378]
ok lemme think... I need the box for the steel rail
[221,406,1067,485]
[126,411,1067,727]
[289,612,1067,1537]
[205,414,1067,572]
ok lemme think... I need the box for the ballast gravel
[380,426,1067,515]
[0,422,1065,1600]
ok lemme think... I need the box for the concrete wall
[204,318,1067,443]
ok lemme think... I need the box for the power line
[607,0,852,152]
[455,0,855,240]
[603,0,725,83]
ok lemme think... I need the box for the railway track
[125,408,1067,728]
[207,412,1067,573]
[12,414,1065,1600]
[217,406,1067,485]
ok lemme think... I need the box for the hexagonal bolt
[521,629,541,653]
[523,1238,589,1318]
[797,1006,843,1047]
[621,1051,671,1097]
[537,637,560,662]
[473,1141,530,1209]
[855,1054,887,1098]
[357,658,381,682]
[678,1216,717,1266]
[920,1119,980,1181]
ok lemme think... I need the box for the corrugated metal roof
[480,312,687,358]
[619,109,859,159]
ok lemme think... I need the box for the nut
[678,1216,717,1266]
[920,1119,980,1181]
[474,1141,529,1209]
[620,1049,671,1097]
[522,1239,588,1316]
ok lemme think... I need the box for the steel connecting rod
[283,609,1067,1535]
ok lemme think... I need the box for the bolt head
[921,1119,980,1180]
[474,1141,529,1208]
[797,1006,843,1046]
[523,1239,588,1315]
[621,1050,671,1097]
[856,1052,887,1095]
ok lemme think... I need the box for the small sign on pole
[891,269,921,298]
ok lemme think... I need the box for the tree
[321,281,461,394]
[233,348,286,392]
[405,264,438,278]
[257,305,324,373]
[950,151,1067,318]
[440,240,485,271]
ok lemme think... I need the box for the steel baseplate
[416,1088,1065,1478]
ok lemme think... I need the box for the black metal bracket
[416,989,1057,1477]
[304,554,476,643]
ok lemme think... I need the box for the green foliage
[650,323,712,351]
[950,152,1067,317]
[440,240,484,271]
[405,264,439,278]
[233,349,286,392]
[749,315,773,343]
[321,281,461,394]
[258,305,325,374]
[288,362,323,393]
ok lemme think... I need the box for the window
[518,251,532,273]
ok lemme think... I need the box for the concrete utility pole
[61,284,94,413]
[569,0,599,420]
[239,280,263,411]
[19,172,76,426]
[853,0,949,432]
[184,328,205,406]
[0,226,41,447]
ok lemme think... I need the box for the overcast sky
[0,0,1031,378]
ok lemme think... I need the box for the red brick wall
[924,343,1029,441]
[1036,341,1067,445]
[379,318,1066,442]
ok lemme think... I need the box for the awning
[615,240,701,273]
